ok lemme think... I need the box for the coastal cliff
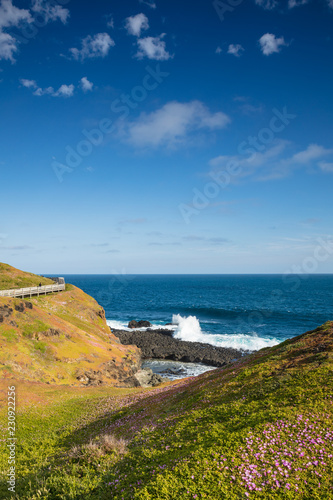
[0,263,141,386]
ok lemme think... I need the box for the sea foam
[106,319,176,332]
[172,314,279,351]
[107,315,280,352]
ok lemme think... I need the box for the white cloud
[0,0,32,29]
[54,84,74,97]
[291,144,333,163]
[20,78,37,88]
[255,0,278,8]
[125,13,149,37]
[239,103,264,115]
[182,235,229,244]
[33,86,54,96]
[31,0,69,24]
[217,143,295,182]
[227,44,244,57]
[70,33,115,61]
[209,141,333,183]
[22,77,96,97]
[80,76,93,92]
[0,31,18,61]
[0,0,33,62]
[259,33,287,55]
[215,46,222,54]
[319,161,333,172]
[254,0,332,11]
[210,141,289,181]
[124,100,230,148]
[31,83,74,97]
[136,34,172,60]
[288,0,309,7]
[139,0,157,8]
[280,144,333,178]
[106,15,114,28]
[0,1,70,63]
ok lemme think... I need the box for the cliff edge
[0,263,141,386]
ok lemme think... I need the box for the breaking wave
[107,315,281,352]
[172,314,280,351]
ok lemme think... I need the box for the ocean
[57,274,332,380]
[61,274,333,351]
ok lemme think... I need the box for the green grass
[0,322,332,499]
[0,388,144,499]
[33,341,48,354]
[0,329,18,342]
[22,321,50,339]
[0,263,53,291]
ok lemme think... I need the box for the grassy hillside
[1,321,332,499]
[0,263,54,290]
[0,264,141,386]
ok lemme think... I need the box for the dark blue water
[59,274,333,352]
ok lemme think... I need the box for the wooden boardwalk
[0,283,66,299]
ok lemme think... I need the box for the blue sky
[0,0,333,274]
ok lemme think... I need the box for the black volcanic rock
[111,328,243,367]
[146,328,174,337]
[128,320,152,329]
[161,368,187,375]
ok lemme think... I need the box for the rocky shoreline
[111,324,243,368]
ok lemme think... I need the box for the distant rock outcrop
[134,369,167,387]
[128,320,152,329]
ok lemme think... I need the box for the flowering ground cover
[0,321,332,499]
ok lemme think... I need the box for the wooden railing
[0,283,65,299]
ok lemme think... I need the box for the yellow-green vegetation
[0,263,141,386]
[0,263,54,290]
[0,321,332,499]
